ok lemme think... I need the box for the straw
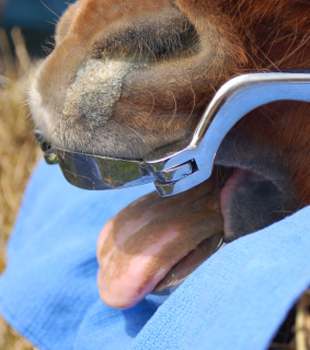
[0,27,40,350]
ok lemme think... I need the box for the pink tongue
[96,178,223,309]
[97,216,181,309]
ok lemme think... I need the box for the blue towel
[1,160,310,350]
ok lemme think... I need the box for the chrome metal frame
[36,72,310,197]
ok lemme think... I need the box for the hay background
[0,27,40,350]
[0,27,309,350]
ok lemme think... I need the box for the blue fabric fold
[1,160,310,350]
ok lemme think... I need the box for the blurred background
[1,0,68,55]
[0,1,70,348]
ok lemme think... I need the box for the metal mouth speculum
[35,72,310,197]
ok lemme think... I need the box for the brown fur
[30,0,310,306]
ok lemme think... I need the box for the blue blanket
[1,160,310,350]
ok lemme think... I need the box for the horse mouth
[152,167,244,292]
[97,165,272,309]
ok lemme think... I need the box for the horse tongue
[97,218,223,309]
[96,176,224,309]
[154,233,223,292]
[97,220,184,309]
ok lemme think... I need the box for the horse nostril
[91,12,200,63]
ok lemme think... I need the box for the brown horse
[30,0,310,308]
